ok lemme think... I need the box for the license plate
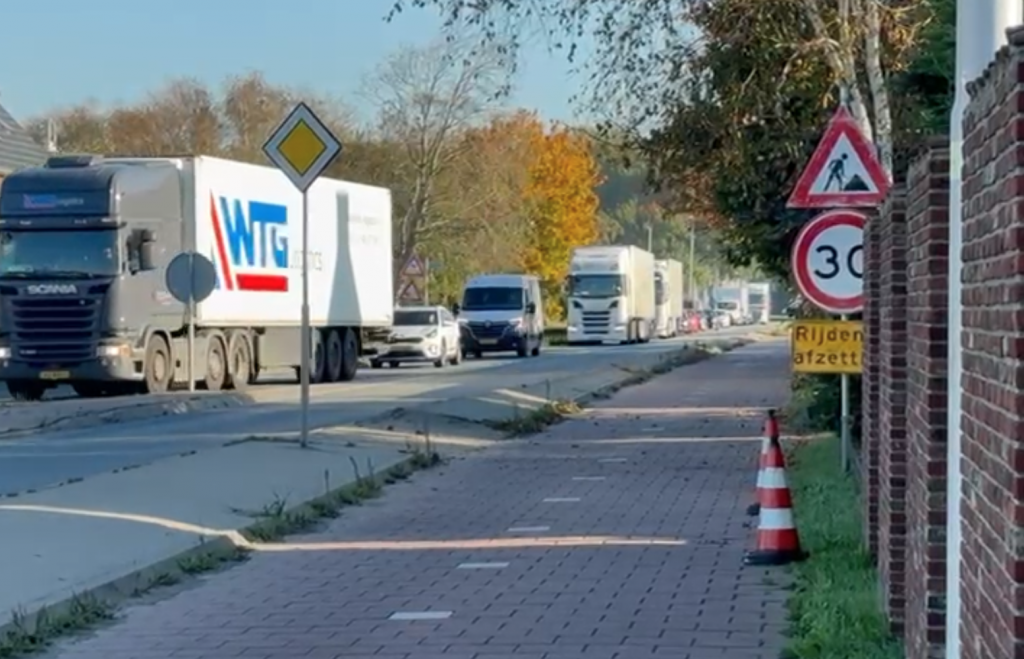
[479,338,498,346]
[40,370,70,380]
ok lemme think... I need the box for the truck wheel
[203,335,228,392]
[144,335,173,394]
[337,328,359,382]
[225,333,252,391]
[7,380,46,402]
[325,329,344,382]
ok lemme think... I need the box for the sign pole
[839,313,851,473]
[187,253,196,393]
[300,191,310,448]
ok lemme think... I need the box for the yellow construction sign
[791,320,863,374]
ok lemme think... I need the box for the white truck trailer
[747,281,771,324]
[0,154,393,399]
[654,259,684,338]
[712,282,750,325]
[566,245,656,345]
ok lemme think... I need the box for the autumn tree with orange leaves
[520,125,602,318]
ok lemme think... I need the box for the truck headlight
[0,347,10,359]
[96,344,129,358]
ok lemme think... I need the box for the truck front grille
[467,322,508,339]
[581,311,611,333]
[4,290,104,365]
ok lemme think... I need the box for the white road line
[543,497,581,503]
[572,476,606,481]
[457,562,509,569]
[389,611,453,620]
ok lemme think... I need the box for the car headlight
[425,328,438,339]
[0,347,10,359]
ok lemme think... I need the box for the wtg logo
[209,194,290,292]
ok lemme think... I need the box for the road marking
[572,476,606,481]
[598,458,628,463]
[389,611,453,620]
[507,525,550,533]
[457,562,509,569]
[543,497,581,503]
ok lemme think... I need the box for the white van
[454,274,545,358]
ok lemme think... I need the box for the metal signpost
[165,251,218,392]
[262,102,342,448]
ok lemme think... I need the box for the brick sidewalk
[48,339,792,659]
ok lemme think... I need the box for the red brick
[863,205,883,558]
[903,139,950,659]
[959,29,1024,659]
[878,185,910,632]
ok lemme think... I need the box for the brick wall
[903,140,950,659]
[862,207,883,558]
[958,25,1024,659]
[877,187,909,630]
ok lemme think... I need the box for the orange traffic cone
[746,410,780,516]
[744,434,807,566]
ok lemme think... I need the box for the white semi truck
[747,282,771,324]
[712,282,750,325]
[566,245,656,344]
[654,258,684,338]
[0,155,393,400]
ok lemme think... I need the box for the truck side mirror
[451,302,461,316]
[526,301,536,314]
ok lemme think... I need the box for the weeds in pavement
[0,594,114,658]
[490,399,582,436]
[0,439,445,658]
[781,436,903,659]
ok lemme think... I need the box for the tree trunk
[862,0,893,179]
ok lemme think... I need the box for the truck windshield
[0,230,119,277]
[568,274,624,298]
[394,310,437,326]
[717,301,739,311]
[462,286,524,311]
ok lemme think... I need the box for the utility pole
[687,222,697,306]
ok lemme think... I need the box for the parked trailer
[654,259,684,338]
[747,281,771,324]
[0,155,393,400]
[566,245,656,344]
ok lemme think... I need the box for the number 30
[813,245,863,279]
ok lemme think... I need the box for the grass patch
[544,326,567,346]
[0,438,443,657]
[490,399,581,436]
[782,435,903,659]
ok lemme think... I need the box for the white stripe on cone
[758,507,795,531]
[759,468,788,489]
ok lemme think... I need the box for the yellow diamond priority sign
[262,102,342,192]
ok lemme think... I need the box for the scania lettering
[654,259,683,338]
[566,245,656,345]
[27,284,79,295]
[0,155,393,401]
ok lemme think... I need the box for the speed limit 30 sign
[791,209,865,314]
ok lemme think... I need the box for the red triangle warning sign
[398,279,423,303]
[402,255,426,277]
[787,106,890,209]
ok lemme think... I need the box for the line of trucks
[0,154,692,401]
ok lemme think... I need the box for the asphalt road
[0,327,756,496]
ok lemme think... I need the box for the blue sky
[1,1,592,124]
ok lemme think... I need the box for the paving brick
[47,340,792,659]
